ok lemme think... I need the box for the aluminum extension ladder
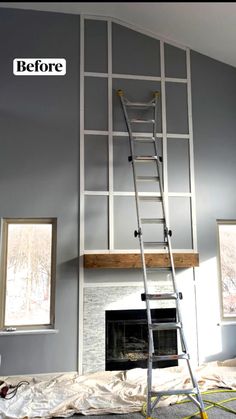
[117,89,208,419]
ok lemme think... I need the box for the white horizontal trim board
[168,192,192,197]
[84,72,187,83]
[84,130,108,136]
[84,72,108,78]
[113,191,161,196]
[84,282,144,288]
[84,191,109,195]
[113,131,163,138]
[167,134,190,139]
[84,191,192,197]
[84,130,190,139]
[83,249,195,254]
[112,73,161,81]
[83,14,109,21]
[165,78,187,83]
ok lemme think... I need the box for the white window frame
[0,218,57,331]
[217,219,236,322]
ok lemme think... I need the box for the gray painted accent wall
[191,51,236,362]
[84,21,192,252]
[0,8,80,375]
[112,23,161,76]
[191,51,236,261]
[82,19,198,372]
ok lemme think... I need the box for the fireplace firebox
[106,308,177,370]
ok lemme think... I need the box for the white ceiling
[1,2,236,67]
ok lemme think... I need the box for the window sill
[0,329,59,336]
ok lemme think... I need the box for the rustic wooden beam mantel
[84,253,199,269]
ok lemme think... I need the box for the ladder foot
[200,412,208,419]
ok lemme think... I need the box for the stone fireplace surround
[82,268,198,374]
[83,278,174,374]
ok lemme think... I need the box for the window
[0,218,57,330]
[218,220,236,320]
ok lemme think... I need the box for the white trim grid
[80,15,198,373]
[82,19,197,254]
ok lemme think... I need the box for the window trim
[0,218,57,331]
[217,219,236,322]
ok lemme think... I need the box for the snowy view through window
[218,223,236,318]
[4,223,52,326]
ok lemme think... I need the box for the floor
[66,391,236,418]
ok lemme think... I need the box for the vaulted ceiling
[1,2,236,67]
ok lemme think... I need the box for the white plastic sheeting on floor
[1,359,236,418]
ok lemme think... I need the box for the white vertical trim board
[186,48,198,252]
[108,19,114,251]
[78,14,85,375]
[186,47,200,365]
[160,41,169,226]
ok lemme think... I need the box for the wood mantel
[84,253,199,269]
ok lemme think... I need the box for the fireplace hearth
[106,308,177,370]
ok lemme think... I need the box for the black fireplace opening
[106,308,177,370]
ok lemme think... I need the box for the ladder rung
[126,102,155,108]
[143,241,168,248]
[137,176,159,182]
[146,267,172,273]
[141,218,164,224]
[134,156,157,161]
[152,353,189,362]
[151,388,198,397]
[150,322,181,331]
[131,118,155,124]
[139,196,162,202]
[133,137,155,143]
[141,293,177,301]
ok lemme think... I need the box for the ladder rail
[117,91,153,349]
[117,89,208,419]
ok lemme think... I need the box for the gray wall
[0,8,80,375]
[1,8,236,375]
[192,51,236,260]
[191,52,236,361]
